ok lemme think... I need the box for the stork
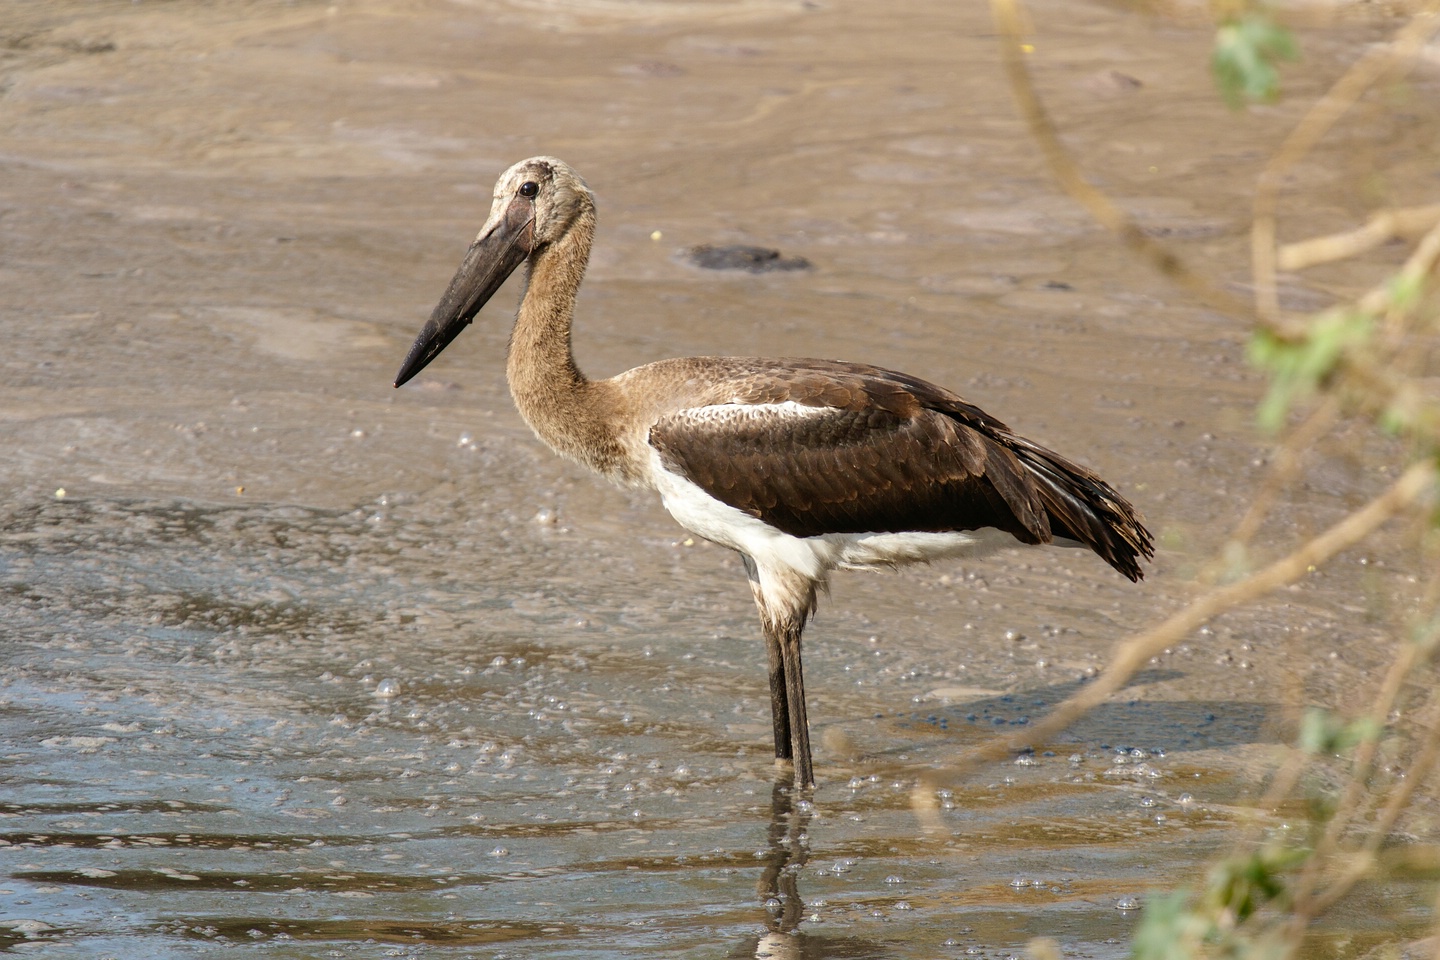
[395,157,1153,787]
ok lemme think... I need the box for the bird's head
[496,156,594,250]
[393,156,594,387]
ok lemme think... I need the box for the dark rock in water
[686,244,811,273]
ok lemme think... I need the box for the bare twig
[1279,567,1440,942]
[1252,7,1440,326]
[1284,677,1440,951]
[989,0,1251,319]
[915,459,1437,822]
[980,6,1440,949]
[1215,396,1340,572]
[1279,204,1440,273]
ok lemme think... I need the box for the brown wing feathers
[648,361,1154,581]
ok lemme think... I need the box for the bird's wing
[647,365,1053,544]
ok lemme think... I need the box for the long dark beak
[393,198,534,387]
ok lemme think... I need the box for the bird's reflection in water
[741,778,894,960]
[751,777,811,959]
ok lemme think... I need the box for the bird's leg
[764,620,793,764]
[778,616,813,788]
[745,555,817,787]
[746,556,792,765]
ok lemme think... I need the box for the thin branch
[1279,203,1440,273]
[989,0,1250,319]
[915,459,1437,822]
[1215,396,1340,572]
[1252,6,1440,326]
[1287,679,1440,946]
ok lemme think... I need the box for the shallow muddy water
[2,0,1439,956]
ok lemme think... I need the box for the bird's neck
[506,209,628,479]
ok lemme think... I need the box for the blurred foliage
[1212,12,1299,108]
[993,2,1440,956]
[1247,310,1372,433]
[1132,845,1309,960]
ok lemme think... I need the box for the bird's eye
[519,181,539,198]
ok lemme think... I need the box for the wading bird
[395,157,1153,787]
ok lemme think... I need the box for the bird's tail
[1010,439,1154,582]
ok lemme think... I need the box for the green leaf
[1387,270,1425,311]
[1298,707,1382,755]
[1298,707,1335,754]
[1213,13,1300,108]
[1248,311,1372,431]
[1203,845,1306,922]
[1130,887,1205,960]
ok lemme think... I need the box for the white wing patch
[674,401,836,427]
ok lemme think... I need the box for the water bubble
[1009,878,1030,889]
[1116,895,1140,911]
[488,847,508,857]
[1139,796,1156,807]
[895,900,913,910]
[374,678,400,698]
[884,875,905,884]
[457,432,474,448]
